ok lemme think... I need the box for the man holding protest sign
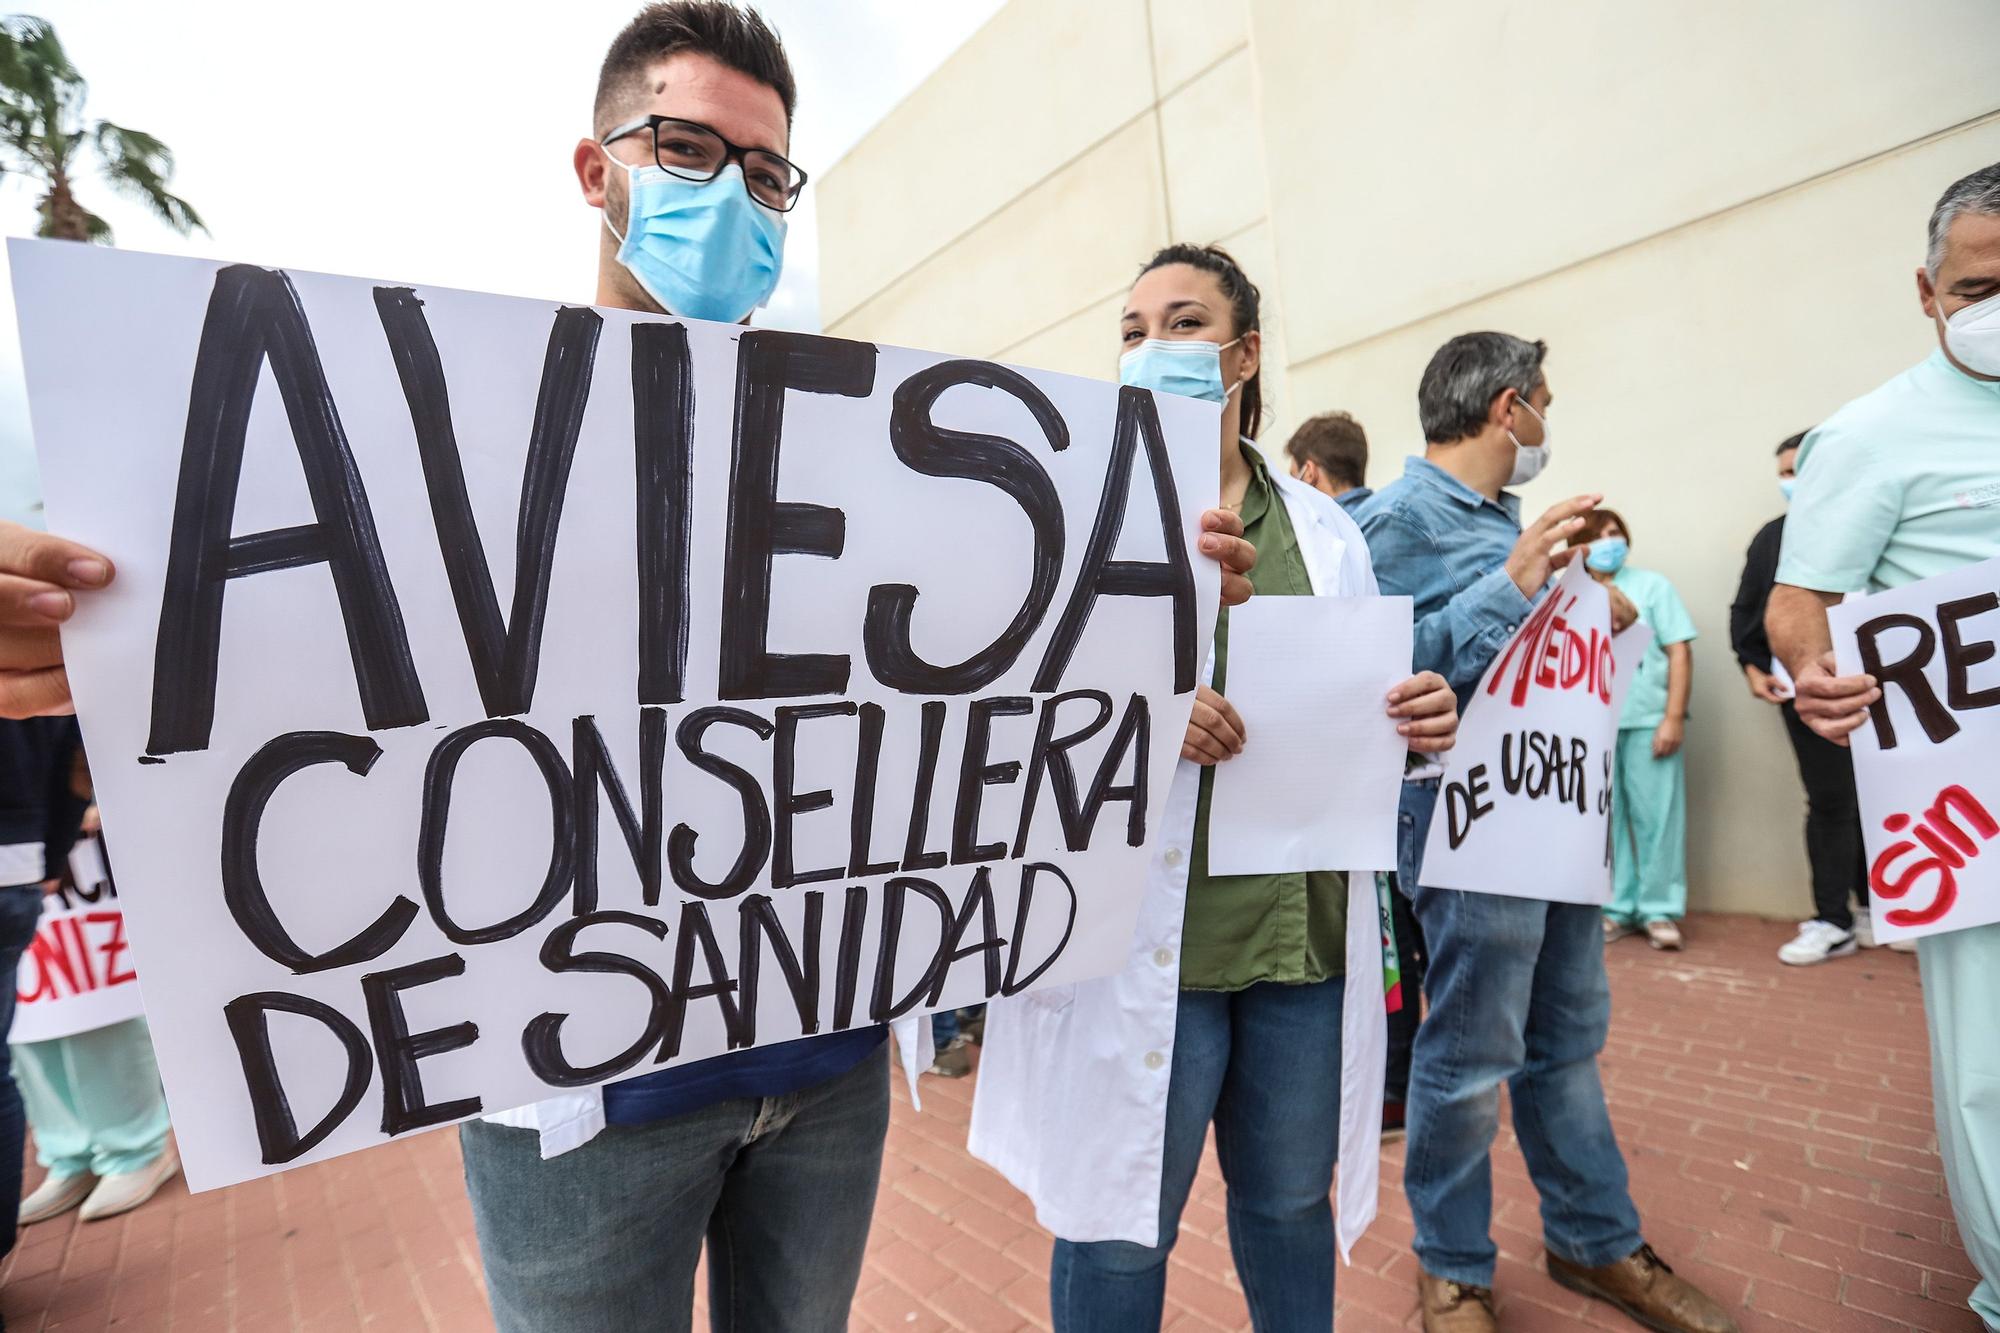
[0,5,1259,1329]
[1768,159,2000,1331]
[1358,335,1734,1333]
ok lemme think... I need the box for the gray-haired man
[1767,159,2000,1332]
[1357,333,1736,1333]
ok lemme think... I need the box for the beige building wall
[818,0,2000,918]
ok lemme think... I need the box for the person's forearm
[1766,583,1839,676]
[1664,643,1692,722]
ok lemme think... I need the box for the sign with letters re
[10,836,144,1045]
[1831,555,2000,945]
[1420,561,1650,904]
[9,240,1220,1189]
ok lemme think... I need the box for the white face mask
[1939,289,2000,379]
[1507,395,1551,487]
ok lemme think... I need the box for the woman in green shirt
[978,243,1458,1332]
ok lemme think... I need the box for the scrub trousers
[13,1017,172,1180]
[1921,925,2000,1331]
[1605,729,1687,926]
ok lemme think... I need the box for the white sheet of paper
[1206,596,1412,875]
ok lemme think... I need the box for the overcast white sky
[0,0,1002,522]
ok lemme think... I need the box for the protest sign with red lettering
[1420,561,1650,904]
[10,240,1220,1190]
[11,836,144,1045]
[1830,555,2000,944]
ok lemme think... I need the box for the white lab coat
[968,465,1391,1258]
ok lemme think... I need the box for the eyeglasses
[600,115,808,213]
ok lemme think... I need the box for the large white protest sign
[10,836,145,1045]
[1420,561,1650,904]
[1207,596,1412,875]
[1830,556,2000,945]
[10,239,1221,1189]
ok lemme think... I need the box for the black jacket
[1729,515,1785,671]
[0,717,87,882]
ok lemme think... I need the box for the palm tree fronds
[93,120,205,236]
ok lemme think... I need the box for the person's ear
[1916,266,1939,321]
[1489,386,1519,431]
[575,139,611,208]
[1235,329,1261,386]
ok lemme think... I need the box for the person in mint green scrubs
[1574,510,1697,951]
[1768,160,2000,1332]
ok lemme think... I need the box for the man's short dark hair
[1417,332,1547,445]
[1776,430,1807,457]
[595,2,796,135]
[1284,412,1369,490]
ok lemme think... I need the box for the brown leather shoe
[1546,1245,1739,1332]
[1418,1271,1496,1332]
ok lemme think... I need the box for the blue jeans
[1052,979,1343,1332]
[460,1043,889,1333]
[1397,782,1644,1287]
[0,882,47,1259]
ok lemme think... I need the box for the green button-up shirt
[1183,446,1348,992]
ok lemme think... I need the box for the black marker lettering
[224,990,372,1164]
[1033,386,1198,693]
[719,331,876,699]
[221,731,416,973]
[418,720,575,945]
[866,362,1068,693]
[361,953,481,1136]
[952,696,1031,863]
[375,289,601,718]
[773,702,857,889]
[1856,613,1957,750]
[572,710,669,912]
[151,265,425,754]
[669,707,775,900]
[633,322,696,705]
[524,911,672,1087]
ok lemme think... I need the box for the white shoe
[18,1171,95,1225]
[1853,911,1878,949]
[78,1144,180,1222]
[1778,919,1858,966]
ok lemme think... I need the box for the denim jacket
[1353,457,1535,702]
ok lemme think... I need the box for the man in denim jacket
[1356,333,1735,1333]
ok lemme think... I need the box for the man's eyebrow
[1951,275,2000,293]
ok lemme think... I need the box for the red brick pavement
[0,915,1974,1332]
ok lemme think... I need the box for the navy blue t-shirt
[601,1025,887,1125]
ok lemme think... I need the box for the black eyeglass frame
[599,114,808,212]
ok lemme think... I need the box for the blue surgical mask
[1119,337,1241,403]
[1585,537,1628,574]
[604,155,785,324]
[1779,477,1796,504]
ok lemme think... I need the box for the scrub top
[1609,566,1697,731]
[1778,349,2000,593]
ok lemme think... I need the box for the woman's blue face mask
[1585,536,1629,574]
[603,152,786,324]
[1118,336,1242,403]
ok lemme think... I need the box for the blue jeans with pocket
[460,1043,889,1333]
[1050,978,1343,1332]
[1397,781,1644,1287]
[0,882,48,1258]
